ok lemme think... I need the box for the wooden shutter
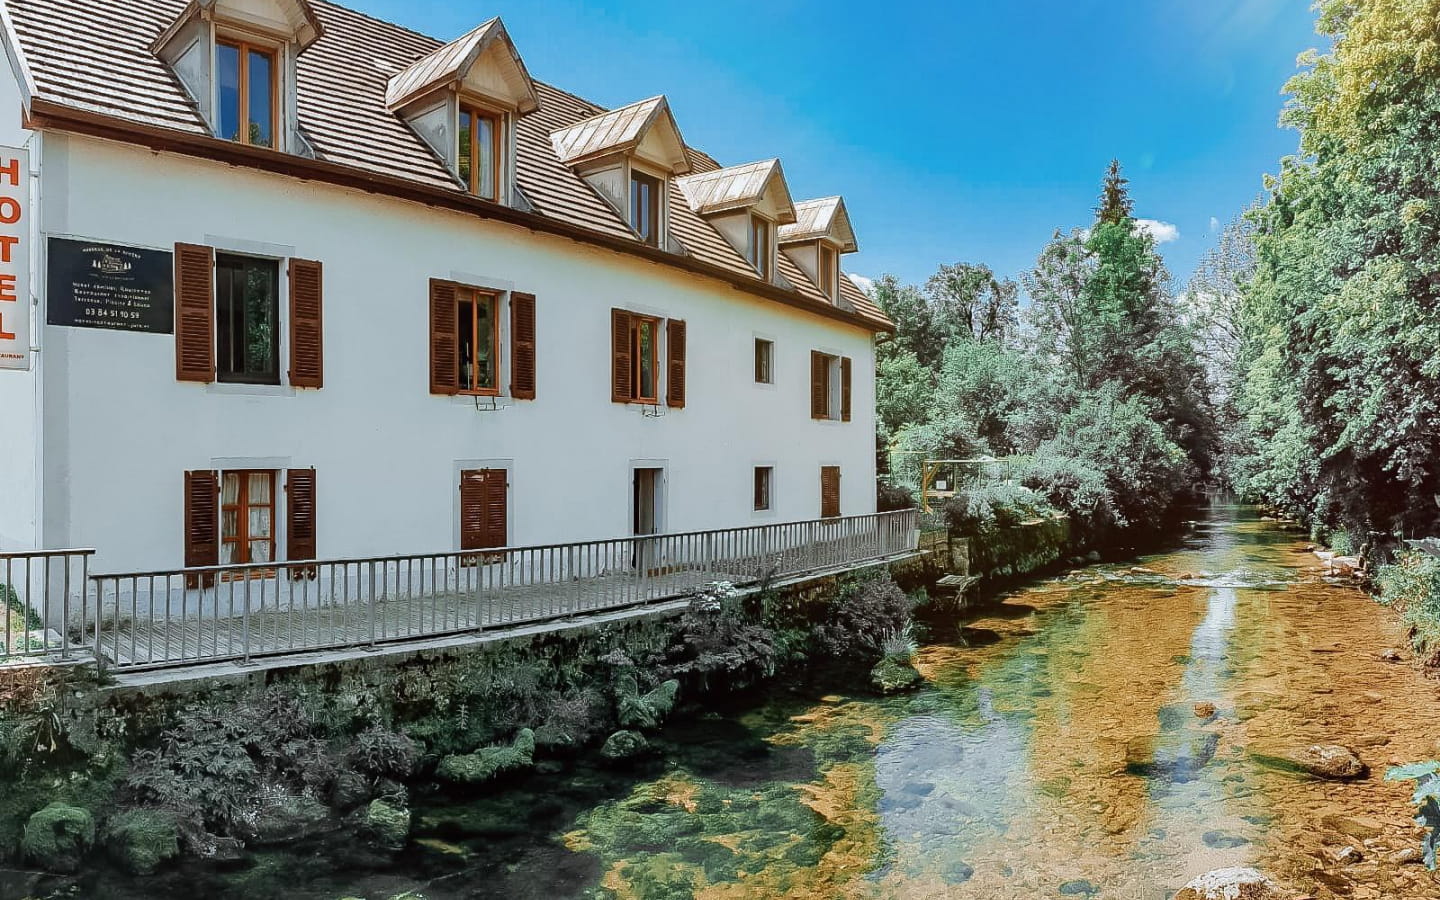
[460,469,507,551]
[174,243,215,383]
[429,279,459,395]
[510,292,536,400]
[288,259,324,389]
[821,466,841,519]
[184,470,219,587]
[666,319,686,409]
[611,308,633,403]
[840,357,852,423]
[811,351,828,419]
[286,468,318,569]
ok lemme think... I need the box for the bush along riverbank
[0,569,928,884]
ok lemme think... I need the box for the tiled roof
[780,197,859,253]
[3,0,890,330]
[677,158,796,224]
[384,17,538,114]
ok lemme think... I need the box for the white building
[0,0,891,576]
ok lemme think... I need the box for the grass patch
[1377,551,1440,662]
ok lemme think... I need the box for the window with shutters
[820,466,841,519]
[611,309,662,404]
[754,466,773,512]
[459,468,508,564]
[216,254,280,384]
[754,339,773,384]
[220,469,276,569]
[809,351,852,421]
[456,288,500,395]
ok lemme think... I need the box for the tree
[923,263,1021,346]
[871,275,941,370]
[1095,159,1133,225]
[1233,0,1440,541]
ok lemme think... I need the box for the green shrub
[812,572,912,665]
[348,728,417,780]
[1020,455,1114,529]
[876,481,917,512]
[944,483,1051,535]
[1378,551,1440,661]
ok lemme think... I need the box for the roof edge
[26,98,892,334]
[0,0,37,108]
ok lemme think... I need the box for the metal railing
[90,510,919,671]
[1,549,95,664]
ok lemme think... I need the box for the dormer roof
[550,96,690,175]
[152,0,326,54]
[677,158,797,224]
[779,196,859,253]
[385,17,538,114]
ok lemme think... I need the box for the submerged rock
[22,803,95,874]
[1175,867,1295,900]
[1248,744,1367,780]
[599,730,650,764]
[436,729,536,784]
[1125,730,1220,781]
[246,794,334,845]
[103,809,180,875]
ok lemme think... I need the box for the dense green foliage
[877,163,1210,538]
[1227,0,1440,542]
[1385,762,1440,869]
[1377,550,1440,662]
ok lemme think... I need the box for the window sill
[207,382,295,398]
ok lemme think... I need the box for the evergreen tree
[1095,159,1133,225]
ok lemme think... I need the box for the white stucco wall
[32,134,878,573]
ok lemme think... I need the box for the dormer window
[217,38,278,148]
[631,170,663,247]
[459,105,502,200]
[747,213,772,279]
[779,197,859,304]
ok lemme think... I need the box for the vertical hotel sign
[0,146,28,370]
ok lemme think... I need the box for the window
[460,469,508,559]
[221,470,276,566]
[755,338,774,384]
[748,213,772,279]
[754,466,773,512]
[821,466,841,518]
[810,351,853,421]
[819,243,838,299]
[459,105,502,200]
[456,288,500,394]
[631,170,662,246]
[629,315,660,403]
[217,39,277,149]
[216,254,280,384]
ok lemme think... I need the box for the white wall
[38,135,878,573]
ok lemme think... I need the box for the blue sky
[347,0,1321,291]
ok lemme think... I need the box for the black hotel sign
[47,238,174,333]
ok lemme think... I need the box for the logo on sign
[92,254,133,275]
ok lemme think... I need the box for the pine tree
[1095,159,1133,225]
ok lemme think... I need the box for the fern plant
[1386,762,1440,869]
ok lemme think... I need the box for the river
[66,506,1440,899]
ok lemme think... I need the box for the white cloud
[847,273,875,295]
[1135,219,1180,244]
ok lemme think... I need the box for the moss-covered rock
[600,730,650,764]
[435,728,536,784]
[362,799,410,852]
[870,657,922,693]
[21,803,95,873]
[103,808,180,875]
[245,794,334,846]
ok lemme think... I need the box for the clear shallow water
[36,506,1440,899]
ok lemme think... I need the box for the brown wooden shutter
[840,357,852,423]
[821,466,841,519]
[460,469,507,550]
[429,279,459,395]
[510,292,536,400]
[286,468,317,567]
[611,308,633,403]
[811,351,827,419]
[184,469,219,587]
[666,319,686,409]
[288,259,324,389]
[175,243,215,383]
